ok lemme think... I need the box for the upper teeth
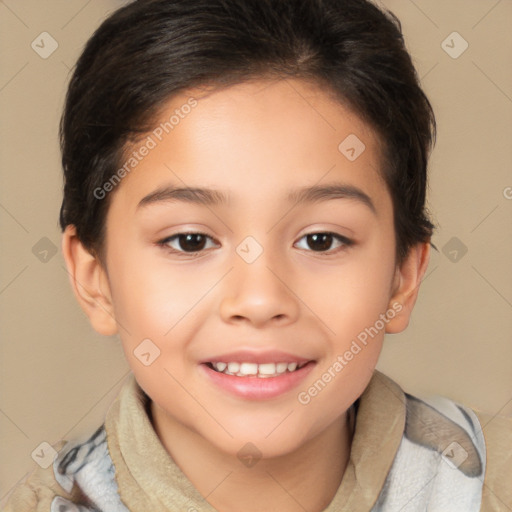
[211,361,301,377]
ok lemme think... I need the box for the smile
[207,361,309,378]
[200,357,316,400]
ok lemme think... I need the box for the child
[5,0,511,510]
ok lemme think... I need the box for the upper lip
[200,350,313,365]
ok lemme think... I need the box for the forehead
[112,78,390,215]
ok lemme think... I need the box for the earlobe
[61,225,118,336]
[385,242,431,334]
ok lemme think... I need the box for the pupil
[308,233,332,251]
[181,233,206,252]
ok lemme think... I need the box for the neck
[151,403,354,512]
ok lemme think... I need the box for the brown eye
[306,233,333,251]
[177,233,207,252]
[295,232,353,253]
[160,232,217,253]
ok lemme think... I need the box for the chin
[200,416,314,461]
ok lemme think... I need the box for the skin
[62,78,430,512]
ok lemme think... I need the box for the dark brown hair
[59,0,436,265]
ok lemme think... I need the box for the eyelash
[156,231,354,257]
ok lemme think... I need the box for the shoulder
[403,393,485,477]
[3,425,125,512]
[372,385,487,511]
[473,409,512,510]
[2,440,77,512]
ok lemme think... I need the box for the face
[100,78,400,458]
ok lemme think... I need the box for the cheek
[300,249,394,419]
[304,254,395,336]
[108,251,209,337]
[297,344,380,437]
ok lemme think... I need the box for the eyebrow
[137,183,376,214]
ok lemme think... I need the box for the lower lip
[200,362,316,400]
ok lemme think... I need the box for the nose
[219,247,300,328]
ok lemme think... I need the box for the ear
[61,225,118,336]
[385,242,431,334]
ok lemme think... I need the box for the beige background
[1,0,511,504]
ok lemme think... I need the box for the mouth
[204,360,310,378]
[199,351,316,400]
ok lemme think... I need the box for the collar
[104,370,406,511]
